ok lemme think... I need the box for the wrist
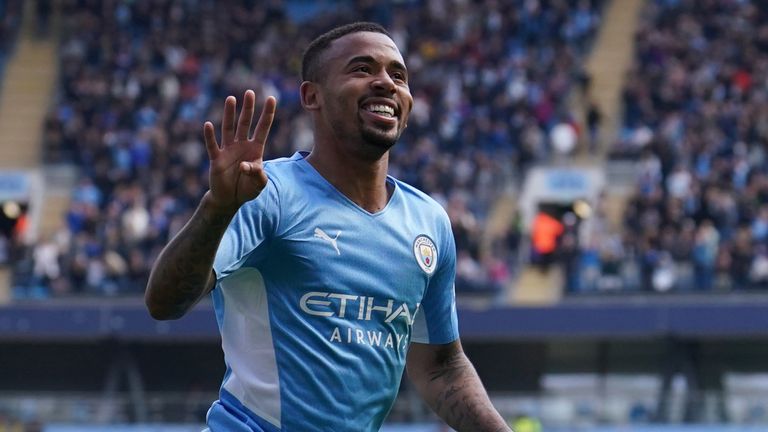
[200,191,239,221]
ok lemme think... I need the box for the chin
[361,128,400,151]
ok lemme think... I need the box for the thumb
[240,161,268,184]
[240,161,256,174]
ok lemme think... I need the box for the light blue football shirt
[206,152,459,432]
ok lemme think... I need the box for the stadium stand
[11,0,605,302]
[597,0,768,293]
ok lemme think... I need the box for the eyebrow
[346,55,408,75]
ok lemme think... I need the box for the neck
[305,147,392,213]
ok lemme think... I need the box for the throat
[344,180,394,214]
[305,151,393,213]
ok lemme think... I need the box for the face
[313,32,414,156]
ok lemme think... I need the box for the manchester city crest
[413,235,437,275]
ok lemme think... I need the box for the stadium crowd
[587,0,768,293]
[13,0,604,299]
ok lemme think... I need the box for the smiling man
[145,22,510,432]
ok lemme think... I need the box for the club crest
[413,235,437,275]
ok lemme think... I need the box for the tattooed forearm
[154,209,230,295]
[145,193,236,319]
[425,351,511,432]
[428,350,467,382]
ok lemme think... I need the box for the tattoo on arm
[159,210,230,292]
[146,203,234,318]
[427,351,509,432]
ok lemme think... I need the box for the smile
[361,102,399,127]
[363,104,395,118]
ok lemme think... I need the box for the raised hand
[203,90,277,215]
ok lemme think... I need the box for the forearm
[145,192,235,320]
[413,351,510,432]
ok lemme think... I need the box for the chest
[265,206,439,305]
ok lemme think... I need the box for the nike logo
[314,228,341,255]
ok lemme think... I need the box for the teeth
[365,104,395,117]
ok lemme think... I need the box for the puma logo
[314,228,341,255]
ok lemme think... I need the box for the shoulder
[235,154,305,218]
[390,177,456,264]
[241,152,314,231]
[263,153,304,180]
[392,177,449,217]
[259,152,311,196]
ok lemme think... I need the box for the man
[145,22,510,432]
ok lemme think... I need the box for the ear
[300,81,321,111]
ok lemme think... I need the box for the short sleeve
[213,179,280,280]
[411,216,459,344]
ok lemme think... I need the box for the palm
[204,90,277,213]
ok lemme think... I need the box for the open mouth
[361,102,398,125]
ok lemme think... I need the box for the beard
[360,121,401,151]
[328,115,402,159]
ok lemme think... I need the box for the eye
[353,65,371,73]
[392,71,407,82]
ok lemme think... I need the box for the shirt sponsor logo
[300,291,419,324]
[299,291,420,352]
[328,326,408,351]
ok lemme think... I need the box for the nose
[371,70,396,94]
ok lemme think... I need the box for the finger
[236,90,256,142]
[203,121,219,160]
[222,96,237,146]
[251,96,277,158]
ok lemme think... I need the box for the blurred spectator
[559,220,581,292]
[530,208,564,273]
[31,237,60,288]
[0,0,21,85]
[36,0,51,37]
[586,99,602,153]
[0,234,8,266]
[692,219,718,291]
